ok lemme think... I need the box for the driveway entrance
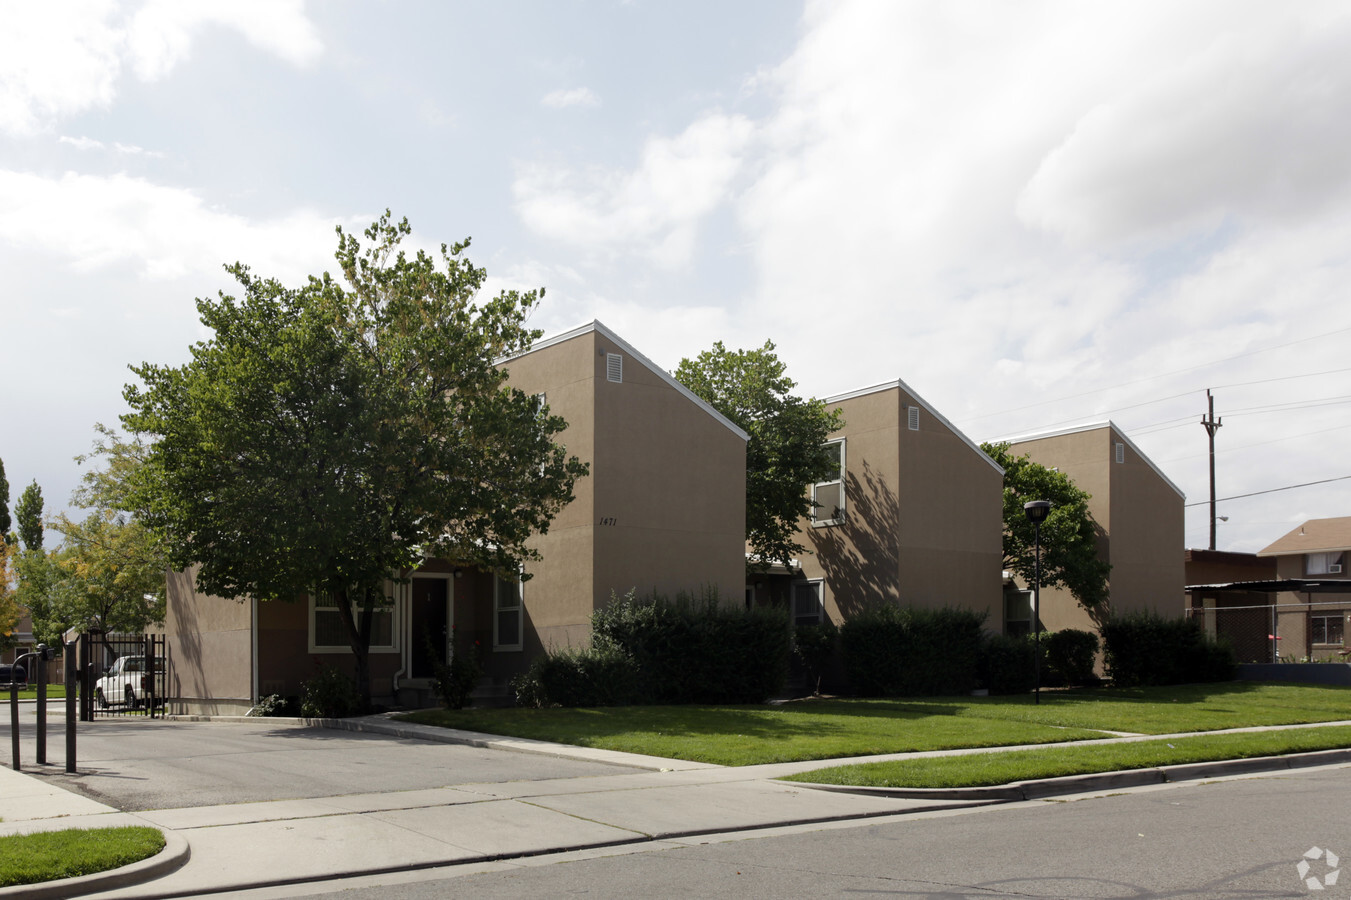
[11,717,637,812]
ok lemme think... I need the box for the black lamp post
[1023,499,1052,705]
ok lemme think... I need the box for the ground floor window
[494,574,523,651]
[309,591,396,653]
[1311,614,1345,646]
[1004,589,1032,636]
[793,580,824,626]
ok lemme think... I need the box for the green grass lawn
[784,724,1351,789]
[396,682,1351,766]
[0,827,164,888]
[10,684,67,701]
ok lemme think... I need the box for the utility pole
[1201,389,1222,550]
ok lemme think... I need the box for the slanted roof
[504,320,750,443]
[823,378,1004,475]
[1185,579,1351,594]
[1257,516,1351,557]
[994,420,1185,500]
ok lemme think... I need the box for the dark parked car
[0,663,27,686]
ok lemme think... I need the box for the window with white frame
[309,591,396,653]
[493,574,523,651]
[1306,552,1347,576]
[811,439,846,526]
[1311,615,1345,645]
[793,580,824,625]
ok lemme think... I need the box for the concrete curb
[0,828,189,900]
[790,747,1351,801]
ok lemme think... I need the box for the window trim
[1310,614,1345,646]
[792,579,825,626]
[811,438,846,527]
[1306,551,1346,576]
[308,590,399,654]
[493,572,524,652]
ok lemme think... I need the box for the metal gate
[79,633,167,720]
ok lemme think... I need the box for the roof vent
[606,352,622,383]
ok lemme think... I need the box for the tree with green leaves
[123,212,587,708]
[981,442,1112,616]
[0,541,21,652]
[0,456,11,540]
[676,341,843,571]
[15,480,43,551]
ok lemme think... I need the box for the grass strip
[783,724,1351,789]
[0,826,165,887]
[12,685,68,701]
[396,683,1351,766]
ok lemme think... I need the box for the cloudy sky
[3,0,1350,555]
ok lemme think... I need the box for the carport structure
[1186,579,1351,663]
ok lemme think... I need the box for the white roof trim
[823,379,1004,475]
[995,420,1186,500]
[503,320,750,443]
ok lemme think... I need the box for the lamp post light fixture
[1023,499,1052,706]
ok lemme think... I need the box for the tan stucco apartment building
[1002,422,1185,635]
[162,321,748,713]
[1255,517,1351,661]
[766,379,1005,628]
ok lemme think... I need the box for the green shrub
[980,633,1037,695]
[300,664,361,718]
[590,587,791,704]
[512,645,640,708]
[1102,611,1237,686]
[247,693,298,717]
[1044,628,1100,686]
[839,605,986,696]
[794,621,839,695]
[430,636,483,710]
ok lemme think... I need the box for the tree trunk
[334,588,374,713]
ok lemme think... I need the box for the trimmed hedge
[1043,628,1100,687]
[514,588,793,707]
[511,646,640,708]
[591,589,792,704]
[980,633,1037,695]
[839,606,986,696]
[1102,611,1237,686]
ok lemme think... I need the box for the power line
[958,326,1351,425]
[1159,421,1351,463]
[1183,474,1351,507]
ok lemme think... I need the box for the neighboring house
[999,422,1185,637]
[1252,517,1351,661]
[750,379,1005,629]
[1184,549,1277,663]
[163,321,749,714]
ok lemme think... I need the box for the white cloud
[0,0,322,137]
[0,169,359,285]
[513,113,755,267]
[541,87,600,109]
[59,135,163,157]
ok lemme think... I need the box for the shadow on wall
[811,461,900,620]
[166,570,200,704]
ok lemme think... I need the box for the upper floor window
[1306,552,1346,576]
[811,439,845,526]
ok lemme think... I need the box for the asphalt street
[263,766,1351,900]
[1,714,639,811]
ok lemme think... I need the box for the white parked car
[94,656,161,709]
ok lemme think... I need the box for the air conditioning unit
[1330,564,1343,574]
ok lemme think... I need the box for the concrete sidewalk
[2,714,1349,899]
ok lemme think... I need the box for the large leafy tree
[676,341,843,571]
[26,427,170,641]
[0,456,11,539]
[0,541,20,652]
[15,480,43,551]
[981,442,1111,616]
[123,213,587,707]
